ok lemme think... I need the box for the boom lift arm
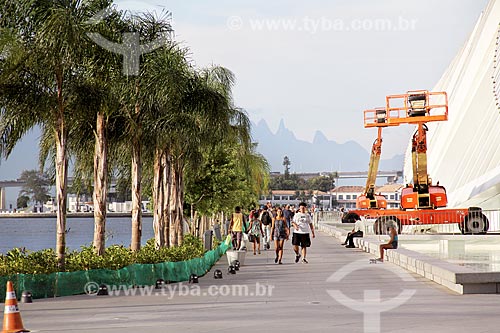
[385,90,448,209]
[412,123,429,194]
[356,126,387,209]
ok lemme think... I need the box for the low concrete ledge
[318,222,500,294]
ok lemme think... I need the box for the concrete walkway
[12,231,500,332]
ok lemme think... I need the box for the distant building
[259,184,403,209]
[259,190,300,207]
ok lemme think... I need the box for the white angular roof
[404,0,500,209]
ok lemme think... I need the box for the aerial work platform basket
[363,90,448,128]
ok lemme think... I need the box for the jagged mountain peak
[251,118,403,174]
[312,130,328,144]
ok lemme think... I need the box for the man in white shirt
[341,218,364,248]
[292,202,315,263]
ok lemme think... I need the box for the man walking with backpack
[259,205,273,250]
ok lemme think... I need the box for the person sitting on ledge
[341,218,364,248]
[376,225,398,262]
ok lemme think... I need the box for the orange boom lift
[342,107,396,223]
[344,90,489,234]
[355,114,389,210]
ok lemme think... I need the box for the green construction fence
[0,237,230,301]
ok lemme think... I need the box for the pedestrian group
[229,202,316,264]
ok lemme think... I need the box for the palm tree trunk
[199,215,206,238]
[163,152,171,247]
[92,112,108,255]
[76,191,80,212]
[169,160,178,247]
[176,162,184,245]
[169,158,184,246]
[130,135,142,251]
[153,147,165,248]
[55,71,68,269]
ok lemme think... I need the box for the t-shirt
[292,212,312,234]
[354,219,364,232]
[232,213,244,232]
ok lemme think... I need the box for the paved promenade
[12,231,500,332]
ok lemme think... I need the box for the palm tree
[140,43,192,248]
[118,12,174,251]
[159,66,252,246]
[79,8,127,255]
[0,0,112,268]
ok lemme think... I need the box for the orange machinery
[343,90,489,234]
[355,114,390,210]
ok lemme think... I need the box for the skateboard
[369,258,383,264]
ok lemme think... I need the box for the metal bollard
[155,279,165,289]
[97,284,108,296]
[213,224,222,241]
[21,291,32,303]
[204,230,213,251]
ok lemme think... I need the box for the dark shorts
[391,241,398,249]
[292,233,311,248]
[232,231,242,241]
[249,234,260,243]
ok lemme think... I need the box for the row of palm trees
[0,0,268,269]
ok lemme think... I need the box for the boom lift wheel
[463,211,489,234]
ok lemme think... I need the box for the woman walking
[248,209,264,255]
[229,206,246,250]
[271,207,289,264]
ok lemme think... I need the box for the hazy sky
[116,0,489,157]
[0,1,490,207]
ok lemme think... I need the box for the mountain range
[0,120,404,181]
[252,119,404,174]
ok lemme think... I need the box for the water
[401,239,500,272]
[0,217,155,253]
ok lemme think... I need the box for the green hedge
[0,237,230,301]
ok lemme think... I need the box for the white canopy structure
[404,0,500,209]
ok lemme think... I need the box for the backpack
[261,211,272,226]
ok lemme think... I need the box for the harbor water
[0,216,155,253]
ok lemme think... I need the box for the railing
[315,211,342,223]
[317,208,500,235]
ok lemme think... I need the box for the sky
[114,0,489,157]
[0,0,490,207]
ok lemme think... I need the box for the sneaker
[275,256,278,263]
[345,244,356,248]
[278,260,282,264]
[295,254,301,263]
[302,258,308,264]
[376,258,384,262]
[340,242,347,245]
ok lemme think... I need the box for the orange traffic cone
[2,281,29,333]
